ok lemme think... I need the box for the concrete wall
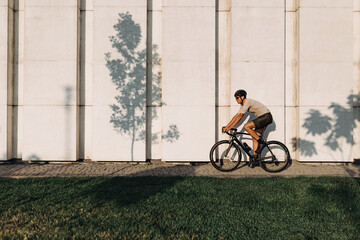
[230,0,285,154]
[1,0,359,162]
[18,0,79,161]
[162,1,215,161]
[91,0,147,161]
[0,0,13,160]
[297,0,357,161]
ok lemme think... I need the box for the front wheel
[259,141,290,173]
[209,140,244,172]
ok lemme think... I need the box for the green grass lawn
[0,176,359,239]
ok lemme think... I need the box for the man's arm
[222,113,244,132]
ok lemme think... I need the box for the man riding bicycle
[222,90,273,156]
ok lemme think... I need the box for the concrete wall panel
[0,3,12,160]
[232,0,284,7]
[24,61,77,105]
[163,0,214,7]
[162,8,214,62]
[299,5,353,106]
[231,62,284,105]
[21,1,78,161]
[92,106,145,161]
[0,63,7,106]
[24,7,77,61]
[0,7,7,61]
[299,0,352,8]
[25,0,76,7]
[231,7,284,62]
[162,106,214,161]
[268,106,285,141]
[297,0,354,162]
[162,62,214,106]
[22,106,77,160]
[231,0,285,144]
[162,2,215,161]
[0,107,7,160]
[92,1,147,161]
[299,62,353,106]
[94,0,145,7]
[299,8,352,63]
[299,106,354,162]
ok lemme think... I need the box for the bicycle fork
[215,141,234,165]
[224,142,233,158]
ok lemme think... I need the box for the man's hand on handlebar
[222,126,238,133]
[222,126,231,133]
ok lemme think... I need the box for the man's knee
[244,122,253,131]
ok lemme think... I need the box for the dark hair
[234,89,247,98]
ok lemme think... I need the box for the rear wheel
[259,141,290,173]
[209,140,244,172]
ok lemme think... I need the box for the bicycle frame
[225,129,275,162]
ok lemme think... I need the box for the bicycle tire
[259,141,290,173]
[209,140,243,172]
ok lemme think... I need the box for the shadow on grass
[84,166,195,207]
[355,177,360,186]
[305,178,360,228]
[86,177,183,207]
[1,176,360,239]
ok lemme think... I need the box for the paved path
[0,161,359,178]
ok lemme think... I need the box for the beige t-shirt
[237,99,270,117]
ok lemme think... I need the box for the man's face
[235,96,244,105]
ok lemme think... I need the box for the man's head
[234,89,247,104]
[234,89,247,98]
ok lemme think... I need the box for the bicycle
[209,128,290,173]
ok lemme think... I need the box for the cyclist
[222,90,273,156]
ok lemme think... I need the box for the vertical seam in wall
[353,2,360,160]
[284,0,286,145]
[14,0,22,160]
[81,0,94,161]
[296,3,300,161]
[146,0,152,161]
[12,0,19,160]
[7,0,14,160]
[215,0,219,144]
[229,0,231,124]
[77,0,82,160]
[78,0,92,161]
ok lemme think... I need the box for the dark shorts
[253,113,273,135]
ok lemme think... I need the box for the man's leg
[244,121,260,140]
[252,137,258,155]
[244,121,264,154]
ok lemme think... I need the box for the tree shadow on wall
[105,12,179,161]
[292,94,360,159]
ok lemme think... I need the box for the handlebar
[222,127,250,136]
